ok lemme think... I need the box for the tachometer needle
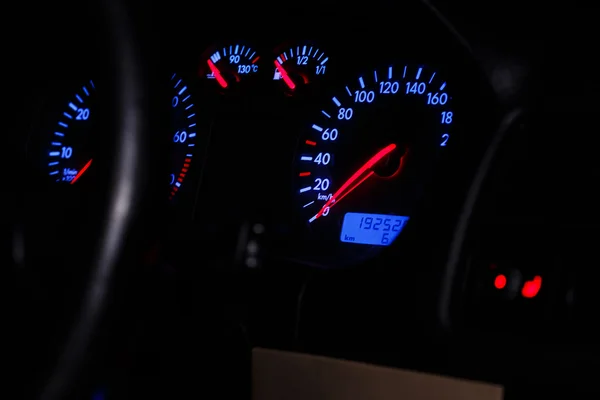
[274,60,296,90]
[309,144,397,223]
[207,59,228,88]
[70,158,93,185]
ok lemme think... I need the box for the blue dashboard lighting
[340,212,409,246]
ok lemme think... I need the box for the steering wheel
[7,1,148,398]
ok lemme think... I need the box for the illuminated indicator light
[312,124,323,132]
[320,57,328,65]
[332,97,341,107]
[299,186,311,193]
[305,140,317,146]
[252,56,260,64]
[346,86,352,96]
[182,168,188,173]
[429,72,436,83]
[177,178,183,183]
[521,276,542,298]
[183,164,190,168]
[299,172,311,177]
[185,158,191,162]
[175,182,181,187]
[494,274,507,290]
[416,67,422,80]
[186,154,192,157]
[359,77,365,88]
[440,82,446,90]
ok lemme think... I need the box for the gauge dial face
[200,43,260,90]
[47,80,97,184]
[273,43,329,93]
[169,73,198,201]
[292,63,453,265]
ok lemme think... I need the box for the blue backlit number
[441,134,450,147]
[322,207,330,216]
[392,219,404,232]
[316,66,326,75]
[229,55,240,63]
[406,82,426,95]
[313,178,330,191]
[381,232,391,245]
[297,56,308,65]
[360,217,373,229]
[238,65,252,74]
[76,108,90,120]
[379,81,399,94]
[172,96,179,107]
[314,152,331,165]
[441,111,453,124]
[61,146,72,159]
[321,128,338,141]
[426,92,448,105]
[338,108,353,120]
[173,131,187,143]
[372,218,382,230]
[354,90,375,103]
[169,174,175,185]
[383,219,391,231]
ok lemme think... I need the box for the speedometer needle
[207,59,228,88]
[274,60,296,90]
[70,158,93,185]
[309,143,397,223]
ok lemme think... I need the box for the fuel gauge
[273,42,329,94]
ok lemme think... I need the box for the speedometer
[292,63,454,265]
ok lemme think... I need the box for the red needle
[207,59,228,88]
[274,60,296,90]
[70,158,93,185]
[310,143,397,222]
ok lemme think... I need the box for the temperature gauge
[273,42,329,93]
[200,43,260,90]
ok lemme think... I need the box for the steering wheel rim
[7,0,147,398]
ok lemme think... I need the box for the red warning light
[494,274,507,289]
[521,275,542,298]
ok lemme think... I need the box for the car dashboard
[13,0,600,398]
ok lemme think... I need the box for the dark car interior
[7,1,600,398]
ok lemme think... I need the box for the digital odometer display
[340,212,409,246]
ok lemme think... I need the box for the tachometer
[292,63,453,265]
[46,80,96,184]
